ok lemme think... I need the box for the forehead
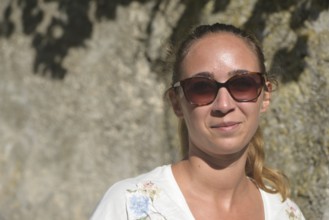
[181,33,260,78]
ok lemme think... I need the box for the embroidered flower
[128,192,151,218]
[126,181,166,220]
[285,200,304,220]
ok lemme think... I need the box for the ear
[261,82,271,113]
[168,89,184,117]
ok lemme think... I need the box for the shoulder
[90,165,171,220]
[260,190,305,220]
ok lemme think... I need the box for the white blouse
[91,165,305,220]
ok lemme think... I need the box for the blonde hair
[245,127,290,200]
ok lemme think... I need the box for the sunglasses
[172,72,266,106]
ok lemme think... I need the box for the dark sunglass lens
[183,78,217,105]
[228,75,262,101]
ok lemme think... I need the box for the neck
[172,146,251,205]
[189,142,248,170]
[187,155,248,192]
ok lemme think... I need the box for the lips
[210,121,241,131]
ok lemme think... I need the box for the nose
[211,87,235,115]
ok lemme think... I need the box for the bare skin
[172,152,264,220]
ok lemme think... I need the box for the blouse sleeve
[90,181,130,220]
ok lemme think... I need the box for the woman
[91,23,305,220]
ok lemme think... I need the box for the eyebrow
[228,69,250,76]
[192,72,214,78]
[191,69,251,78]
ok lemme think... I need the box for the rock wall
[0,0,328,219]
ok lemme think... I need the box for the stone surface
[0,0,328,219]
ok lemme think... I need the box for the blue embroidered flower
[126,181,166,220]
[128,193,151,218]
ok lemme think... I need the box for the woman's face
[173,33,270,158]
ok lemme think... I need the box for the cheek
[238,100,263,122]
[246,109,263,137]
[180,105,208,132]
